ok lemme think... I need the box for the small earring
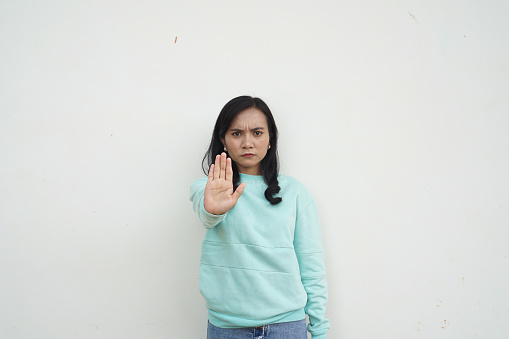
[224,146,227,152]
[268,145,271,149]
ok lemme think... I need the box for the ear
[220,137,225,146]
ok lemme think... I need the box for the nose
[242,134,253,148]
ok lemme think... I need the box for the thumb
[232,183,246,201]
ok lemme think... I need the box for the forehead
[230,107,268,129]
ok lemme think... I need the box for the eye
[232,132,241,137]
[254,131,262,136]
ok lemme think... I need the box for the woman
[190,96,329,339]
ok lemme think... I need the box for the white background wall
[1,1,508,338]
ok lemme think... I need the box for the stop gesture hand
[204,152,246,215]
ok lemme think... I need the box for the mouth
[241,153,255,158]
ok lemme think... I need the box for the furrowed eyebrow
[229,127,265,132]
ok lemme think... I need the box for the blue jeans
[206,319,307,339]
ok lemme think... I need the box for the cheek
[260,136,270,147]
[224,138,239,151]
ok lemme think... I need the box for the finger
[225,157,233,183]
[207,164,214,182]
[232,183,246,202]
[213,154,220,180]
[220,152,227,179]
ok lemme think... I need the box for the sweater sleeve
[294,198,330,339]
[189,178,226,229]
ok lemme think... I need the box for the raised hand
[204,152,246,215]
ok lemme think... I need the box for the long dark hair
[202,96,282,205]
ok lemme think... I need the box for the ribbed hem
[207,308,306,329]
[312,333,327,339]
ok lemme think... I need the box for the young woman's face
[221,107,271,175]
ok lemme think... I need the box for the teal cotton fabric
[190,173,329,339]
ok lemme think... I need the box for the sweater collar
[239,173,265,182]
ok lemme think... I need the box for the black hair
[202,95,282,205]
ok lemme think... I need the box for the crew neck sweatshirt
[190,173,329,339]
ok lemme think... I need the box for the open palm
[204,152,246,215]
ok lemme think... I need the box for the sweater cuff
[200,204,227,228]
[312,334,327,339]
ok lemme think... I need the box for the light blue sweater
[190,173,329,339]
